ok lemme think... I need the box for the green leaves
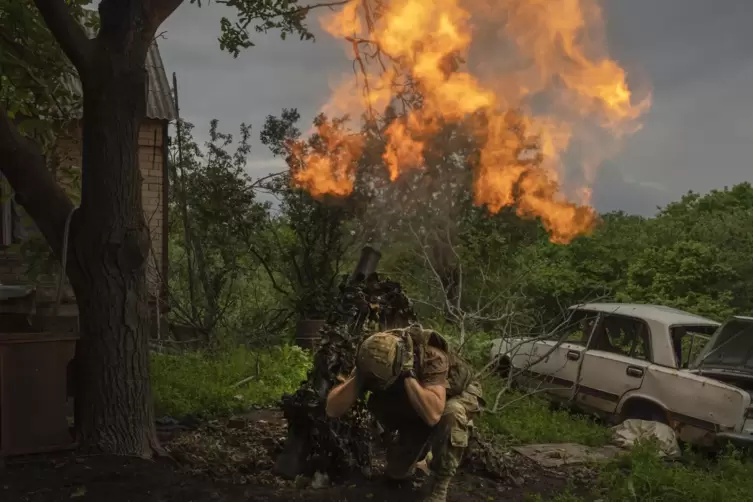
[168,118,274,338]
[519,184,753,322]
[213,0,329,57]
[0,0,92,128]
[620,241,737,321]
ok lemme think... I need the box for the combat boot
[422,473,451,502]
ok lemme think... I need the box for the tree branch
[33,0,93,74]
[145,0,186,30]
[0,107,76,268]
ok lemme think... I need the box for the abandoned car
[490,303,753,448]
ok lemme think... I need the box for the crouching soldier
[325,325,483,502]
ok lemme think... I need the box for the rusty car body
[490,303,753,449]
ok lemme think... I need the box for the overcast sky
[157,0,753,216]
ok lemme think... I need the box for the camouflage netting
[277,272,417,480]
[276,268,524,485]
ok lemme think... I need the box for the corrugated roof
[143,41,177,121]
[67,27,177,121]
[571,303,721,327]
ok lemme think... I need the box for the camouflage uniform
[356,328,483,502]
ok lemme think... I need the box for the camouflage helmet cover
[356,332,403,389]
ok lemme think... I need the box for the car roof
[569,303,721,327]
[732,315,753,322]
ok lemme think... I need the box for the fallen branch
[231,375,256,388]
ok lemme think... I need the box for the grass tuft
[150,344,311,418]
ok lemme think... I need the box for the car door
[575,313,651,415]
[511,310,597,403]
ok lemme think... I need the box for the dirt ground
[1,410,587,502]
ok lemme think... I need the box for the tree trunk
[68,45,159,456]
[0,0,188,458]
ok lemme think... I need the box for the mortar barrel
[348,245,382,284]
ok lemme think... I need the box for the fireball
[293,0,651,243]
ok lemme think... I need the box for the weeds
[586,443,753,502]
[477,378,611,447]
[151,345,311,418]
[478,379,753,502]
[151,346,753,502]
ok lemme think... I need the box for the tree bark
[1,0,186,457]
[68,35,159,456]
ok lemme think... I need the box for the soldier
[325,325,483,502]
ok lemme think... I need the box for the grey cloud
[599,0,753,209]
[590,162,668,216]
[160,2,351,169]
[610,59,753,201]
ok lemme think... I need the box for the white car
[490,303,753,449]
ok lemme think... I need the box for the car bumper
[714,432,753,450]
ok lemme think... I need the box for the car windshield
[691,317,753,370]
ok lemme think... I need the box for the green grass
[477,379,611,447]
[548,444,753,502]
[477,378,753,502]
[150,344,311,418]
[150,346,753,501]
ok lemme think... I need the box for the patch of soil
[0,410,585,502]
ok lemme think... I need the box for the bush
[151,345,311,418]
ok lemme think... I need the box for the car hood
[690,316,753,372]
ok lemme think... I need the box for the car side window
[672,327,712,368]
[590,314,650,361]
[546,311,600,347]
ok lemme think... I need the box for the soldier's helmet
[356,332,403,390]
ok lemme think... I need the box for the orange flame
[292,0,651,243]
[291,121,364,197]
[383,116,426,180]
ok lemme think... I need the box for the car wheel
[548,400,563,412]
[623,400,669,425]
[496,358,516,386]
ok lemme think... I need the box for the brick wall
[0,120,168,302]
[138,122,166,296]
[0,249,26,285]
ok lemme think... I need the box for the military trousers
[370,381,483,480]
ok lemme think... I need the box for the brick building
[0,40,176,317]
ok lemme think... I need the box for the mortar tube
[348,244,382,285]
